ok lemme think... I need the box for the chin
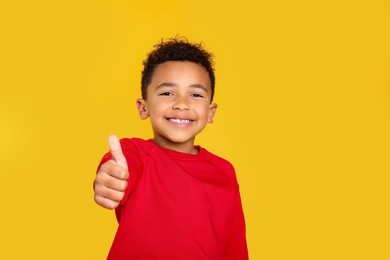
[168,137,194,144]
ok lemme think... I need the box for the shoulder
[118,137,155,157]
[119,137,153,149]
[201,148,237,181]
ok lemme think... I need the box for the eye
[192,93,204,98]
[160,92,173,96]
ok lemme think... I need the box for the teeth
[170,118,191,123]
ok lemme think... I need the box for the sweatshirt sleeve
[223,187,249,260]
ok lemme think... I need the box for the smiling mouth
[168,118,193,123]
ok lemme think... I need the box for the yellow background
[1,0,389,259]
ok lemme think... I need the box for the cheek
[198,106,212,119]
[147,101,168,117]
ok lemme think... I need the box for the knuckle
[117,168,127,179]
[105,198,119,209]
[117,191,125,201]
[120,180,128,191]
[110,201,120,209]
[94,194,119,210]
[110,190,123,202]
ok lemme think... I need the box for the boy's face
[136,61,217,153]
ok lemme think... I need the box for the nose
[172,96,190,111]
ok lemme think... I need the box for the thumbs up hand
[108,135,128,170]
[94,135,129,209]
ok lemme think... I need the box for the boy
[94,37,248,259]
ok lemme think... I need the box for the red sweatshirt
[98,138,248,259]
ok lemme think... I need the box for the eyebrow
[156,82,208,92]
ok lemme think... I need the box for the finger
[100,160,129,180]
[108,134,128,170]
[94,182,126,202]
[94,194,120,210]
[96,167,128,190]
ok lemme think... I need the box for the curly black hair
[141,36,216,102]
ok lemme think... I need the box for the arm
[223,187,249,260]
[94,135,129,209]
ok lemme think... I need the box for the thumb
[108,134,128,170]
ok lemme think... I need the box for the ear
[136,98,149,120]
[207,103,217,123]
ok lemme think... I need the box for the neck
[152,137,198,154]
